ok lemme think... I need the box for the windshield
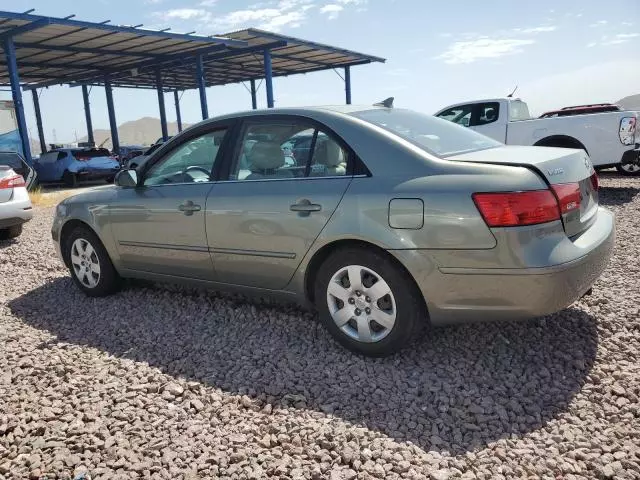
[350,108,501,157]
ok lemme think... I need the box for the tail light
[619,117,636,145]
[472,190,560,227]
[0,173,26,189]
[551,183,581,214]
[590,172,599,191]
[73,155,90,161]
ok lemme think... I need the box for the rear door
[109,123,231,279]
[468,102,505,142]
[206,116,353,289]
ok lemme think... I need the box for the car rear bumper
[0,188,33,228]
[391,207,615,326]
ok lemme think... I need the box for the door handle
[178,200,201,216]
[290,199,322,215]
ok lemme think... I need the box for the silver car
[0,163,33,240]
[52,105,614,356]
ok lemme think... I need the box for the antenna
[374,97,394,108]
[507,85,518,98]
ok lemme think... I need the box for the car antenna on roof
[507,85,518,98]
[373,97,394,108]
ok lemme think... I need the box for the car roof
[206,104,389,122]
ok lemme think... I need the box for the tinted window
[71,148,112,160]
[352,109,501,157]
[472,102,500,126]
[144,129,227,186]
[436,105,472,127]
[0,152,22,169]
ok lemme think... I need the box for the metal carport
[0,10,385,165]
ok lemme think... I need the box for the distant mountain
[77,117,193,150]
[617,94,640,111]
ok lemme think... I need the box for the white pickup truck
[434,98,640,175]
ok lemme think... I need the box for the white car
[435,97,640,175]
[0,165,33,240]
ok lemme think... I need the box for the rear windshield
[350,108,501,157]
[71,148,111,159]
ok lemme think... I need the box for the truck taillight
[619,117,636,145]
[0,173,25,189]
[472,190,560,227]
[590,172,599,191]
[551,183,581,214]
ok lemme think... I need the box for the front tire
[314,247,426,357]
[0,224,22,240]
[63,226,121,297]
[616,162,640,176]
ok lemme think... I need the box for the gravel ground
[1,173,639,480]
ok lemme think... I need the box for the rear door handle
[290,199,322,215]
[178,200,201,216]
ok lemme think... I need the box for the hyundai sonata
[52,104,614,356]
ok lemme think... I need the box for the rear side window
[0,152,22,170]
[71,148,111,160]
[230,121,349,181]
[471,102,500,126]
[352,108,501,157]
[509,100,531,121]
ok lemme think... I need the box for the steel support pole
[250,79,257,110]
[156,69,168,141]
[81,85,95,144]
[31,89,46,154]
[104,79,119,154]
[195,54,208,119]
[263,49,274,108]
[174,90,182,132]
[344,66,352,105]
[3,37,32,165]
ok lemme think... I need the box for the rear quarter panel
[506,113,632,166]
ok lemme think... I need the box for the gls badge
[547,168,564,176]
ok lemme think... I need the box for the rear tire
[63,225,121,297]
[0,224,22,240]
[616,163,640,176]
[63,171,77,188]
[314,247,426,357]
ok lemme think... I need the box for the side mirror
[115,169,138,188]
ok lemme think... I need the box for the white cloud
[143,0,164,4]
[161,8,210,21]
[199,0,217,5]
[601,32,640,45]
[589,20,608,27]
[587,42,597,48]
[320,4,344,20]
[517,25,557,34]
[435,37,535,64]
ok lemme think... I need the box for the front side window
[352,108,501,157]
[230,122,348,181]
[436,105,473,127]
[144,129,227,186]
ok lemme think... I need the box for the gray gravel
[1,172,639,480]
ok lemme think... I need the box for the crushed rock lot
[1,173,639,480]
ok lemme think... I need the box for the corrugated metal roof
[0,12,385,91]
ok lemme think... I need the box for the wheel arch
[303,239,429,318]
[534,135,589,154]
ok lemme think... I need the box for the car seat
[245,141,293,179]
[311,140,345,176]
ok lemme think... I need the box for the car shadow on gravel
[10,277,598,455]
[598,185,640,206]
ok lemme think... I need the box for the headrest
[247,141,285,170]
[315,140,343,167]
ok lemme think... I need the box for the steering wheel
[184,165,211,181]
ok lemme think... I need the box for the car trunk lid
[449,145,598,237]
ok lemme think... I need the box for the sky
[1,0,639,144]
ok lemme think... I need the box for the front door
[110,126,229,280]
[206,118,353,290]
